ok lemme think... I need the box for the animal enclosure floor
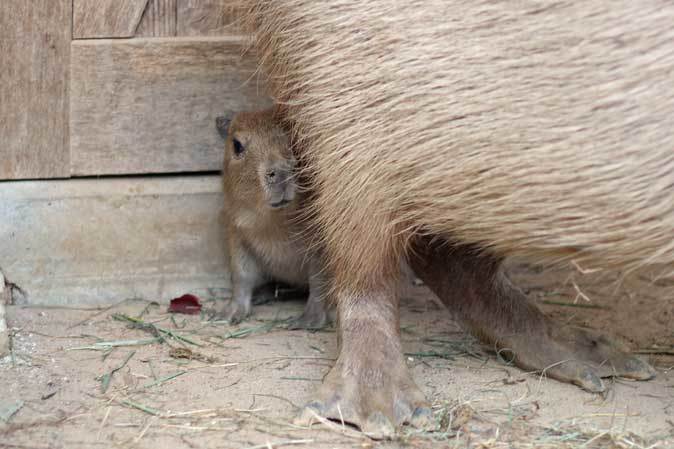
[1,265,673,449]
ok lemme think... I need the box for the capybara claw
[575,369,605,393]
[513,326,658,392]
[295,362,430,438]
[287,311,328,330]
[294,402,324,427]
[362,412,396,440]
[614,356,656,381]
[217,301,250,324]
[408,406,436,430]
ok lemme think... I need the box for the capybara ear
[215,115,232,140]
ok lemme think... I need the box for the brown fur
[240,0,674,289]
[233,1,673,437]
[218,108,328,328]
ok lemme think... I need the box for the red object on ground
[168,294,202,315]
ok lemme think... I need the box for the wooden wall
[0,0,72,179]
[1,2,266,306]
[0,0,269,180]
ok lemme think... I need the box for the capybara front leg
[296,287,433,439]
[409,238,655,393]
[218,236,263,323]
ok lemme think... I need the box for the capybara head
[217,109,297,210]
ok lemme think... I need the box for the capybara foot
[295,357,433,439]
[216,300,251,324]
[287,297,330,330]
[297,288,435,439]
[287,309,328,330]
[409,238,656,393]
[502,324,655,392]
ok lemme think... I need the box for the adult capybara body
[243,1,674,280]
[237,0,674,438]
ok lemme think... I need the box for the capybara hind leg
[288,293,329,329]
[288,264,330,330]
[409,238,655,393]
[295,288,433,438]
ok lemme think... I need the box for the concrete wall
[0,175,230,306]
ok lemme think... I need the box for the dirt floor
[1,263,673,449]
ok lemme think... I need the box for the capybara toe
[362,412,396,440]
[511,324,657,391]
[295,396,400,439]
[294,361,431,438]
[294,401,328,427]
[533,357,606,393]
[287,311,328,330]
[611,356,657,381]
[564,327,657,382]
[216,301,250,324]
[407,406,436,430]
[573,368,606,393]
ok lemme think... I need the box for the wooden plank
[177,0,236,36]
[136,0,177,37]
[0,0,71,180]
[73,0,148,39]
[0,176,230,305]
[70,37,270,176]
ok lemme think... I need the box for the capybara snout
[264,162,296,208]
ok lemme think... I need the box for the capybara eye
[233,138,245,157]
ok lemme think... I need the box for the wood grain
[136,0,177,37]
[0,0,71,180]
[73,0,148,39]
[70,37,270,176]
[177,0,237,36]
[0,176,230,305]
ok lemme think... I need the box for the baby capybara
[217,108,329,329]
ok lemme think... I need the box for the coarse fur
[218,108,329,328]
[233,0,673,437]
[240,0,674,290]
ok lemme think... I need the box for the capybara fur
[217,108,329,329]
[240,0,674,287]
[234,0,674,437]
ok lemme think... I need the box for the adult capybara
[236,0,674,438]
[217,108,329,329]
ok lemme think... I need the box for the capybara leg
[219,239,264,323]
[296,287,433,439]
[409,238,655,393]
[288,290,329,330]
[219,281,256,324]
[288,295,328,329]
[289,263,330,330]
[222,283,255,324]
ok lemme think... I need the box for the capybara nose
[266,167,289,186]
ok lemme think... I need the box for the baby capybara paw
[294,359,435,439]
[216,300,251,324]
[287,313,327,330]
[287,306,329,330]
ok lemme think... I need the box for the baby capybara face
[217,110,296,209]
